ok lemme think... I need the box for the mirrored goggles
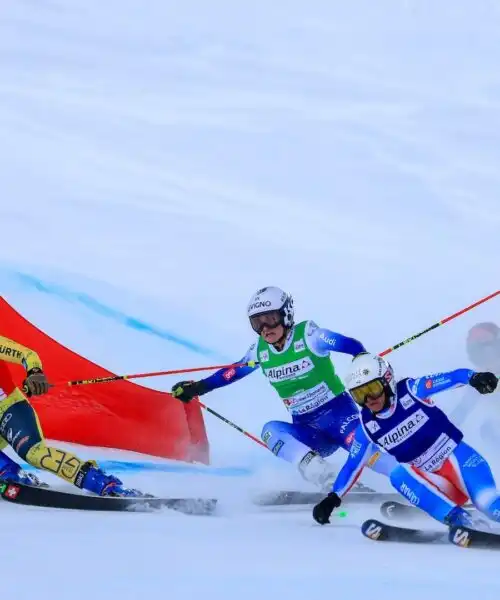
[350,379,385,406]
[249,310,282,334]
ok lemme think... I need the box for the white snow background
[1,1,500,599]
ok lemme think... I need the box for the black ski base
[0,480,217,516]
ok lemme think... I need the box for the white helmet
[345,353,396,406]
[247,286,294,333]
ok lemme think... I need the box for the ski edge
[363,518,500,549]
[448,525,500,549]
[0,480,217,516]
[361,519,446,544]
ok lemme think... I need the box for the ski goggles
[350,379,385,406]
[249,310,282,334]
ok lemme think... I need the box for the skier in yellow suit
[0,335,141,497]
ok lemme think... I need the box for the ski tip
[449,526,472,548]
[380,501,399,519]
[447,525,500,549]
[361,519,388,541]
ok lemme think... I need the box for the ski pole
[59,290,499,386]
[197,400,268,449]
[56,362,269,449]
[58,361,257,387]
[197,289,500,449]
[54,364,269,449]
[379,290,500,357]
[53,289,499,451]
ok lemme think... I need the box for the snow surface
[1,1,500,598]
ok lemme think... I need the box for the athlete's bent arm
[409,369,476,400]
[200,344,259,392]
[0,335,42,371]
[306,322,367,358]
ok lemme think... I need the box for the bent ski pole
[379,290,500,357]
[60,361,257,387]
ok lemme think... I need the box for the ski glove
[312,492,342,525]
[171,380,207,403]
[23,368,50,397]
[470,372,498,394]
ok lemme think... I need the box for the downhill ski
[0,480,217,516]
[380,500,477,521]
[361,518,500,549]
[361,518,445,543]
[448,525,500,549]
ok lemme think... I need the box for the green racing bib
[257,321,346,416]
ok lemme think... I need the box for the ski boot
[75,461,148,498]
[0,455,47,488]
[445,505,491,532]
[298,451,337,492]
[444,506,475,528]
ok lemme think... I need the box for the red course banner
[0,298,209,464]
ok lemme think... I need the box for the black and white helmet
[247,286,294,333]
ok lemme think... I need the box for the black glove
[23,368,50,397]
[171,380,207,403]
[312,492,342,525]
[470,372,498,394]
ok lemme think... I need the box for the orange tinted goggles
[350,379,385,406]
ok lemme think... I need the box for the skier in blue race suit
[172,286,398,489]
[312,353,499,528]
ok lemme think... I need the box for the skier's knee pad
[261,420,291,456]
[261,420,292,441]
[366,448,397,477]
[261,420,313,464]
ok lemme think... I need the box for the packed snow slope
[1,1,500,599]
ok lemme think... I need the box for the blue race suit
[331,369,500,523]
[200,323,396,478]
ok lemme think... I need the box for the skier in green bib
[172,286,396,489]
